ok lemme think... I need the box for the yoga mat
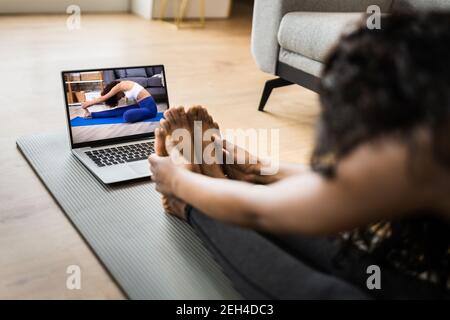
[71,112,164,127]
[16,132,240,300]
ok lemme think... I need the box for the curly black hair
[312,12,450,292]
[101,80,125,107]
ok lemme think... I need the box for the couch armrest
[147,77,163,87]
[251,0,393,74]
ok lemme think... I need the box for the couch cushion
[147,77,162,87]
[125,68,147,78]
[145,67,155,77]
[278,12,363,63]
[114,69,127,78]
[147,87,167,102]
[117,77,148,88]
[279,48,323,77]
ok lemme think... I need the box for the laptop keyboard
[85,141,155,167]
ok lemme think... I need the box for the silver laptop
[62,65,169,184]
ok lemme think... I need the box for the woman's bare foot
[155,127,169,157]
[154,119,185,218]
[155,107,197,219]
[187,106,226,178]
[83,109,91,118]
[160,106,201,173]
[162,196,187,220]
[155,105,225,218]
[154,126,179,217]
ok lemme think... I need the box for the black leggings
[186,207,445,300]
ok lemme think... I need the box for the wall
[152,0,231,19]
[0,0,231,19]
[129,0,232,20]
[131,0,153,19]
[0,0,130,13]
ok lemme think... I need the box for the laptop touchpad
[129,162,150,176]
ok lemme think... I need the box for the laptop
[62,65,169,184]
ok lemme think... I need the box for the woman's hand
[81,101,91,109]
[213,135,279,184]
[148,154,184,196]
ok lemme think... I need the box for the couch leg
[258,78,293,111]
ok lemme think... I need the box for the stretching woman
[81,80,157,123]
[150,13,450,299]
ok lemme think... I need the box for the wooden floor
[0,3,319,299]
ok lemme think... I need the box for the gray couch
[103,66,167,102]
[251,0,450,111]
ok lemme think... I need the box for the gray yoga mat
[16,132,240,299]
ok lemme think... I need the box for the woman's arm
[81,82,123,109]
[151,140,429,235]
[219,137,307,184]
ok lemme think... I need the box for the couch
[251,0,450,111]
[103,66,167,103]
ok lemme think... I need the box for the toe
[160,119,170,134]
[178,107,189,128]
[165,109,176,127]
[190,105,201,120]
[187,106,200,130]
[172,106,183,125]
[198,107,207,122]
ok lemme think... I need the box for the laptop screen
[62,65,169,148]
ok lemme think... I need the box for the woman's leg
[123,96,158,123]
[188,209,443,299]
[91,104,139,118]
[263,233,446,299]
[186,206,370,300]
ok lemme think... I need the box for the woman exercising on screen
[81,80,157,123]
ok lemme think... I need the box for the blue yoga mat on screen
[71,112,164,127]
